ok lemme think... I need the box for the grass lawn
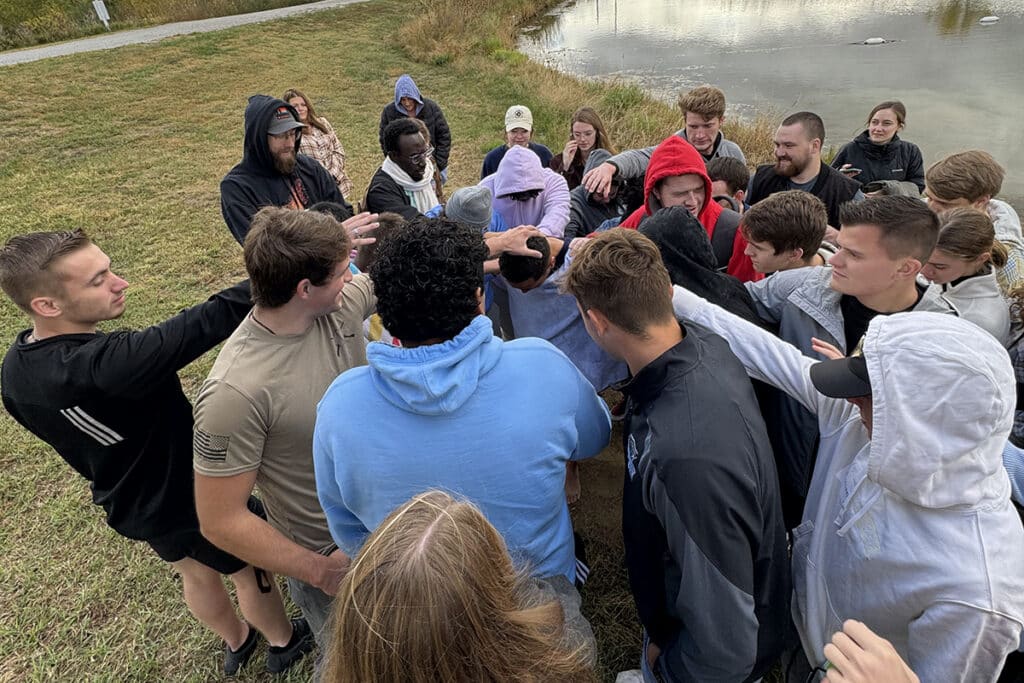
[0,1,778,680]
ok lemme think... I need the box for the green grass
[0,0,779,680]
[0,0,320,50]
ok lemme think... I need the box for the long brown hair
[281,88,329,134]
[571,107,616,156]
[323,491,595,683]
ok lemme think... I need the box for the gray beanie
[445,186,493,230]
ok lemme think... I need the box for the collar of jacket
[621,324,701,404]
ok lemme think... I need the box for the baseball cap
[505,105,534,132]
[268,106,304,135]
[810,353,871,398]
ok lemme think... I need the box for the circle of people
[2,75,1023,683]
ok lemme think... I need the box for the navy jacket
[831,131,925,192]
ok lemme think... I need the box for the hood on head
[242,94,301,174]
[493,145,546,197]
[366,316,501,415]
[394,74,424,115]
[640,206,764,326]
[643,135,722,233]
[865,312,1014,508]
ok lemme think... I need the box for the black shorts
[146,496,265,575]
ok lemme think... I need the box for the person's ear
[790,247,805,263]
[30,295,62,319]
[735,189,746,204]
[897,257,922,277]
[810,138,822,154]
[585,307,611,337]
[475,287,484,315]
[296,278,313,299]
[972,196,992,210]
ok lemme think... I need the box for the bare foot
[564,461,581,505]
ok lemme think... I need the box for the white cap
[504,105,533,132]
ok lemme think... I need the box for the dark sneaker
[266,617,315,674]
[224,624,258,676]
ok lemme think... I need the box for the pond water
[519,0,1024,209]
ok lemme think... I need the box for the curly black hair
[382,118,422,155]
[369,216,489,343]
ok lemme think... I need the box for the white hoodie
[673,286,1024,682]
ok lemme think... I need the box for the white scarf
[382,157,439,213]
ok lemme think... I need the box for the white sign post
[92,0,111,31]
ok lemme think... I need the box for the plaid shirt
[299,117,353,199]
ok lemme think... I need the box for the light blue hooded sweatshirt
[313,315,611,582]
[394,74,423,116]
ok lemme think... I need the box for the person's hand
[495,226,544,258]
[583,162,618,195]
[313,549,351,596]
[839,164,861,178]
[562,139,579,169]
[811,337,845,360]
[822,620,918,683]
[568,237,592,258]
[824,225,841,244]
[342,212,379,248]
[645,642,661,670]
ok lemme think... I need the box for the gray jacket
[608,129,746,180]
[746,265,956,356]
[743,265,956,527]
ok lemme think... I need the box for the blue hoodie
[393,74,423,116]
[313,315,611,582]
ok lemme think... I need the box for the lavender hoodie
[479,145,570,237]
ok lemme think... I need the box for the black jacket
[220,95,350,244]
[748,161,861,228]
[378,98,452,171]
[831,131,925,192]
[363,167,421,220]
[564,185,627,240]
[621,326,790,682]
[1,282,252,540]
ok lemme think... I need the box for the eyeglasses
[271,129,300,141]
[408,146,435,165]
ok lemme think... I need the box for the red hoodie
[619,135,761,282]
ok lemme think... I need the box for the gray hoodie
[606,128,746,180]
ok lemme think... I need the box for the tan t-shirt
[193,274,374,553]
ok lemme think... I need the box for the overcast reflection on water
[519,0,1024,208]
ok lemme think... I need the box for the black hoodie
[220,95,351,244]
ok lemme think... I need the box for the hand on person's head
[822,620,919,683]
[568,237,592,258]
[500,226,544,258]
[582,162,617,195]
[343,212,380,247]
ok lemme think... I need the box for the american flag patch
[194,429,229,462]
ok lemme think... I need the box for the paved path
[0,0,367,67]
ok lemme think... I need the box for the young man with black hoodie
[0,230,310,676]
[220,94,352,244]
[564,229,789,682]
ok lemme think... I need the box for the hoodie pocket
[790,520,815,622]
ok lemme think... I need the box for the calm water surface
[519,0,1024,208]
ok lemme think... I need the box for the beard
[273,149,297,175]
[774,157,805,178]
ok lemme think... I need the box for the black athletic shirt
[840,283,926,352]
[1,282,252,540]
